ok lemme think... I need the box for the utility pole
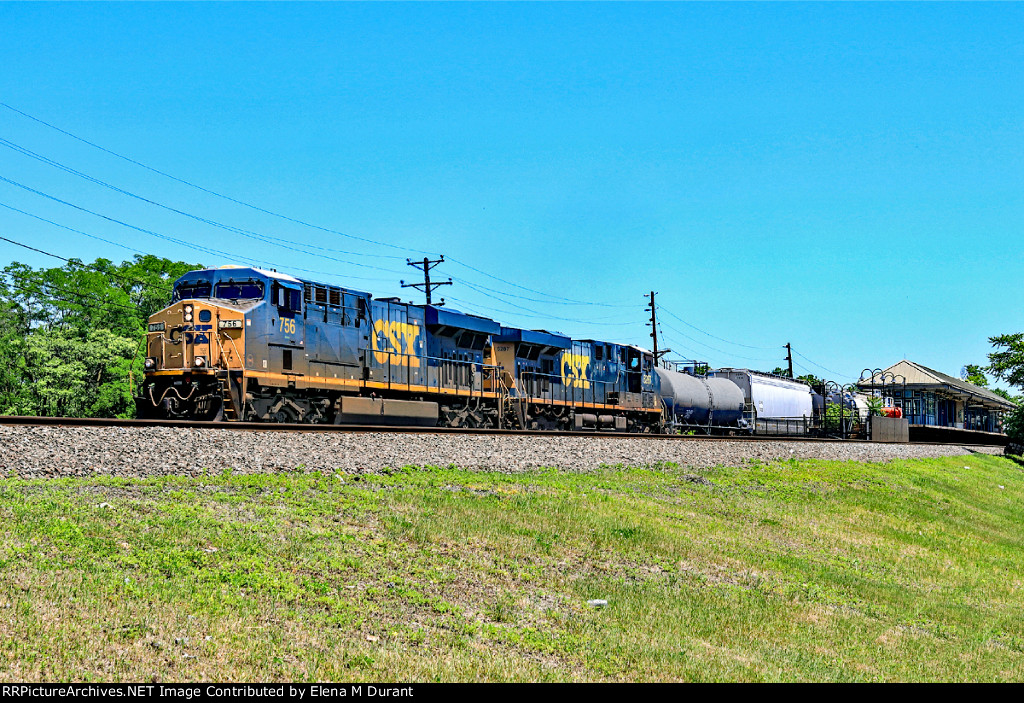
[646,291,670,364]
[785,342,794,379]
[401,256,451,306]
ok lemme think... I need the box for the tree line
[0,255,199,417]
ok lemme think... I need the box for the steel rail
[0,415,1004,448]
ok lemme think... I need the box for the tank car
[655,365,745,432]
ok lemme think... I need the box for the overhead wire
[658,304,781,351]
[453,278,643,326]
[657,318,782,363]
[0,231,173,292]
[0,179,401,286]
[0,137,411,274]
[0,270,140,313]
[0,102,650,310]
[0,101,435,256]
[792,348,846,379]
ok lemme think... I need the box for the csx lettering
[372,320,420,367]
[561,352,591,389]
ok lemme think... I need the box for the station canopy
[858,360,1017,412]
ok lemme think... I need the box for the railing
[517,369,652,408]
[750,415,811,436]
[361,347,501,400]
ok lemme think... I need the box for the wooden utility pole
[785,342,794,379]
[401,256,451,306]
[646,291,670,364]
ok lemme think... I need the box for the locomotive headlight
[194,356,206,368]
[184,313,193,322]
[144,357,157,369]
[184,304,193,314]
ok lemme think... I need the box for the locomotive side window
[271,283,302,312]
[595,346,603,361]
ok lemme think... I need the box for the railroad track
[0,415,1002,448]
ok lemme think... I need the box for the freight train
[138,265,818,433]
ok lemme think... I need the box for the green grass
[1,455,1023,681]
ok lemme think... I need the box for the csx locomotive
[139,266,672,431]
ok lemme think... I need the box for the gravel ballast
[0,425,1005,479]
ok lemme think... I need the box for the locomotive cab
[139,267,276,419]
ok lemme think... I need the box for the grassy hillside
[1,454,1022,682]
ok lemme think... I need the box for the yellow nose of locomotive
[144,301,245,373]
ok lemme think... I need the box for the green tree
[797,373,824,388]
[987,333,1024,442]
[964,363,990,387]
[988,333,1024,390]
[0,255,199,417]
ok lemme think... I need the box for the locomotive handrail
[357,346,501,399]
[517,369,651,409]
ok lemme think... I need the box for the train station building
[857,360,1016,436]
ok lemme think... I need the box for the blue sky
[0,3,1021,386]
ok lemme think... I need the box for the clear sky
[0,3,1021,387]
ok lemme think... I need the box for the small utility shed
[858,360,1016,433]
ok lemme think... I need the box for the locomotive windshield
[172,281,211,301]
[215,281,264,300]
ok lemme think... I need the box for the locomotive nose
[144,301,245,372]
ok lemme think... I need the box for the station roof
[858,360,1017,410]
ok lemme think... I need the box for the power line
[454,278,643,326]
[0,232,173,292]
[0,101,435,256]
[0,271,140,313]
[791,348,845,378]
[0,137,410,274]
[657,318,781,363]
[0,102,655,312]
[446,255,634,308]
[0,179,400,286]
[658,305,780,351]
[0,128,645,315]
